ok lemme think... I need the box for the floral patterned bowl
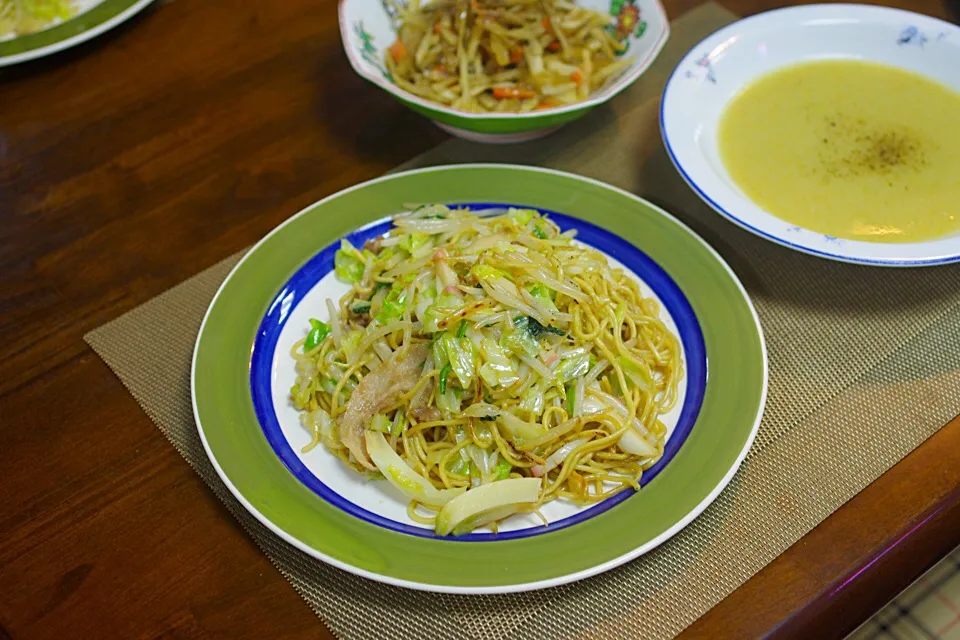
[339,0,669,143]
[661,4,960,266]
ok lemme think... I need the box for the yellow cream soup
[718,60,960,243]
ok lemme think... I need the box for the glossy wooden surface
[0,0,957,638]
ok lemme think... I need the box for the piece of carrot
[492,86,537,99]
[535,98,560,110]
[542,15,553,33]
[388,39,407,63]
[571,69,584,85]
[546,40,561,52]
[434,22,442,34]
[509,45,523,64]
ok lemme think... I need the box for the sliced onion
[582,389,658,457]
[365,431,464,508]
[542,438,589,475]
[497,411,548,446]
[435,478,541,535]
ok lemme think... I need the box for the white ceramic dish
[660,4,960,267]
[339,0,670,143]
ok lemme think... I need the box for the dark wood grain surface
[1,1,957,638]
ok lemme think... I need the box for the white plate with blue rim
[660,4,960,267]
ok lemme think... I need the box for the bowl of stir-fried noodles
[339,0,669,142]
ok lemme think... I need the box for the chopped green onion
[439,363,452,395]
[456,319,468,338]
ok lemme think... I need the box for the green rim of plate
[0,0,147,60]
[192,164,767,592]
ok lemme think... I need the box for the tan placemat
[85,4,960,639]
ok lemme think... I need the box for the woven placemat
[85,4,960,639]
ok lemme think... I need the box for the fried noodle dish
[384,0,632,112]
[290,205,683,535]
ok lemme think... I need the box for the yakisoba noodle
[383,0,632,112]
[290,205,683,536]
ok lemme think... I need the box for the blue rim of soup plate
[249,205,708,540]
[659,4,960,268]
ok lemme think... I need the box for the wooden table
[1,0,958,638]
